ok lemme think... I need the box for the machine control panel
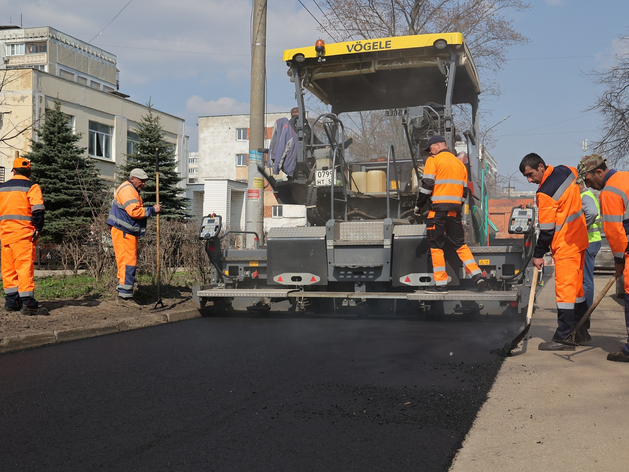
[508,207,534,234]
[199,214,222,240]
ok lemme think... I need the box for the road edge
[0,308,202,354]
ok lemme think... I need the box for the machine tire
[306,186,330,226]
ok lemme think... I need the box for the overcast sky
[1,0,628,189]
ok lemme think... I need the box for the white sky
[1,0,628,190]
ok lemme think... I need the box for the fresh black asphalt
[0,309,521,471]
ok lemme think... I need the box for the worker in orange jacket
[0,157,48,315]
[415,135,486,293]
[520,153,589,350]
[579,154,629,362]
[107,168,161,301]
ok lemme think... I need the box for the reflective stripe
[0,186,28,193]
[434,178,466,186]
[423,174,435,180]
[4,287,18,294]
[108,215,140,233]
[18,291,34,298]
[433,266,446,272]
[614,251,625,258]
[469,268,481,276]
[435,280,448,286]
[603,185,629,219]
[32,204,45,211]
[557,302,575,309]
[551,172,576,201]
[539,223,555,230]
[122,199,140,209]
[602,214,623,223]
[462,259,476,266]
[0,214,31,221]
[575,295,586,304]
[432,195,464,202]
[555,209,583,233]
[420,187,432,195]
[588,227,601,233]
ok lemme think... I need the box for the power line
[322,0,356,41]
[310,0,350,41]
[297,0,338,42]
[89,0,134,43]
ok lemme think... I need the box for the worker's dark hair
[519,153,545,174]
[290,107,299,115]
[13,167,32,178]
[595,162,608,172]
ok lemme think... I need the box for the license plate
[315,169,336,187]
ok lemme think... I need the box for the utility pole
[245,0,267,248]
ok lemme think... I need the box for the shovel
[564,274,618,344]
[503,267,540,354]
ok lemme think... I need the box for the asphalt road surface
[0,307,521,472]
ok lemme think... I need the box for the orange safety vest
[535,165,588,258]
[418,149,467,211]
[599,170,629,263]
[0,175,45,245]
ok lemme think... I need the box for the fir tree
[25,100,107,243]
[118,102,189,218]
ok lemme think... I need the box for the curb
[0,308,202,354]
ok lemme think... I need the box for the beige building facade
[0,26,187,186]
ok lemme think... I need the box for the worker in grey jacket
[578,179,602,308]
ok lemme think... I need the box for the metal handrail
[386,145,402,219]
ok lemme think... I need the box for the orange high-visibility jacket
[0,175,45,245]
[417,149,468,212]
[535,165,588,258]
[106,180,155,237]
[599,170,629,263]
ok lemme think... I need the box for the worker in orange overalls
[579,154,629,362]
[520,153,589,350]
[0,157,48,315]
[415,135,486,293]
[107,168,161,301]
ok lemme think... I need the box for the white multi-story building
[188,112,308,230]
[0,25,187,186]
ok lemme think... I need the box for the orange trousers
[1,238,37,308]
[111,227,138,298]
[554,250,586,309]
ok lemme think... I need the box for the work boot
[20,305,49,316]
[538,339,575,351]
[425,286,448,294]
[472,274,487,292]
[607,350,629,362]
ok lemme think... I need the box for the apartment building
[0,25,187,185]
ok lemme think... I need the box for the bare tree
[313,0,530,78]
[587,35,629,167]
[0,70,39,161]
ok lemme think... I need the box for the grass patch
[34,274,110,300]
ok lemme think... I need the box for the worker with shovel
[107,168,161,303]
[578,154,629,362]
[520,153,589,351]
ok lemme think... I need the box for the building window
[26,43,47,54]
[6,43,25,56]
[188,167,199,174]
[188,177,198,184]
[188,156,198,164]
[127,131,140,156]
[63,113,75,132]
[0,167,5,183]
[272,205,283,218]
[236,153,247,167]
[236,128,248,141]
[89,121,113,159]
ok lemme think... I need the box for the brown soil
[0,290,199,343]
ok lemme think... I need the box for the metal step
[196,288,519,302]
